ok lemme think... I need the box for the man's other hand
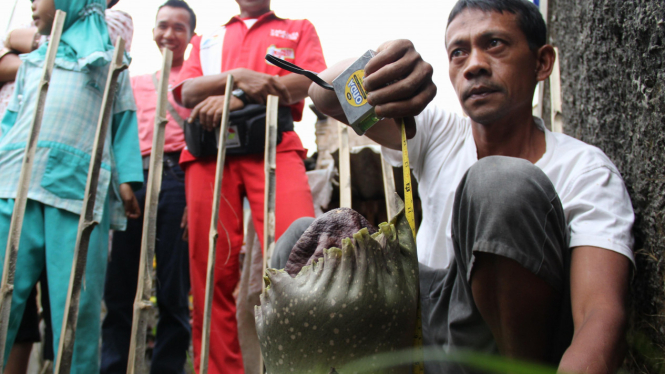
[188,95,245,131]
[364,39,437,119]
[119,183,141,219]
[232,68,292,104]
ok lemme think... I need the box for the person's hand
[363,39,437,120]
[180,206,188,242]
[188,94,245,131]
[231,68,292,105]
[119,183,141,219]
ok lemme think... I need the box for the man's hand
[188,95,245,131]
[363,39,437,120]
[231,68,292,105]
[119,183,141,219]
[180,206,188,242]
[309,40,436,149]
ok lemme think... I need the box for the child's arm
[119,182,140,219]
[112,109,142,219]
[111,110,143,189]
[111,71,144,219]
[111,110,144,219]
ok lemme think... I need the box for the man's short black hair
[447,0,546,50]
[158,0,197,34]
[108,0,120,8]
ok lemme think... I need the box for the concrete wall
[548,1,665,371]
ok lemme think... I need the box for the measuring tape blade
[402,121,424,374]
[401,121,416,237]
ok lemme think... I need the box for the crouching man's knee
[452,156,568,291]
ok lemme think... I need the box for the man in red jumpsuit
[173,0,326,372]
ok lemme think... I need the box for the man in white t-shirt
[308,0,633,373]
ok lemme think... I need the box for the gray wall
[548,0,665,371]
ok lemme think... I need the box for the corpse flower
[255,203,419,374]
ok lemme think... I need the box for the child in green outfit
[0,0,143,372]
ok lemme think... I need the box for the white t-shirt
[383,104,635,270]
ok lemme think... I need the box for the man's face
[446,9,538,124]
[153,6,192,59]
[235,0,270,15]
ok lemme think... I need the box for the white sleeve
[381,104,460,177]
[565,166,635,264]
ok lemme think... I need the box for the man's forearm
[180,72,231,108]
[308,58,354,122]
[182,68,309,109]
[277,73,312,105]
[558,306,627,373]
[5,28,38,54]
[0,53,22,83]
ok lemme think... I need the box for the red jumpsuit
[174,11,326,374]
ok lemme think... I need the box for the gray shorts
[421,156,573,373]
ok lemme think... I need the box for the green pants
[0,198,110,373]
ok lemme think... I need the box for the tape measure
[401,121,416,238]
[402,121,424,374]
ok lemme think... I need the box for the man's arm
[184,70,314,129]
[0,27,40,83]
[180,68,297,108]
[559,246,630,374]
[309,39,436,150]
[4,27,39,54]
[0,53,22,83]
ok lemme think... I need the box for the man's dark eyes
[489,39,502,48]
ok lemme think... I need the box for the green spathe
[255,205,418,374]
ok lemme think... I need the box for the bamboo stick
[4,0,20,33]
[337,122,351,209]
[0,11,65,371]
[258,95,279,374]
[261,95,278,280]
[199,74,235,374]
[550,47,564,134]
[380,153,399,219]
[54,37,128,374]
[126,49,173,374]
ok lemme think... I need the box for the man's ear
[535,44,555,82]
